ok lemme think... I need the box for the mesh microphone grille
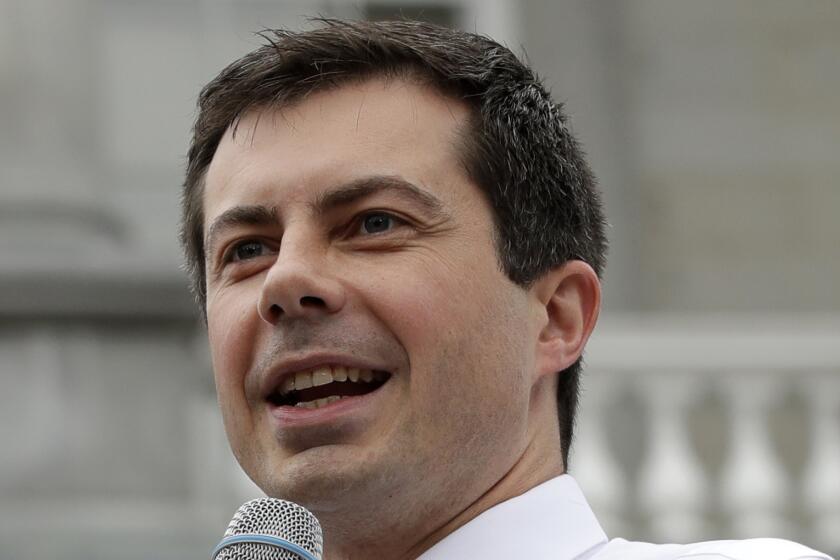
[214,498,323,560]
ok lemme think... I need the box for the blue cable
[212,533,319,560]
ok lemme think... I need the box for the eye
[360,212,398,235]
[228,240,270,262]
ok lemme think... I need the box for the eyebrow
[205,204,279,258]
[204,175,448,258]
[313,175,447,218]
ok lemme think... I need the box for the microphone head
[213,498,323,560]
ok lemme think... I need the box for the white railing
[576,315,840,555]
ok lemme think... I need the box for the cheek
[206,286,262,399]
[364,249,532,393]
[363,264,466,355]
[206,286,266,468]
[375,264,533,471]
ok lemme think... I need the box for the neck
[403,438,563,559]
[319,382,564,559]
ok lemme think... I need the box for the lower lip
[267,382,388,428]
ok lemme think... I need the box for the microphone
[212,498,323,560]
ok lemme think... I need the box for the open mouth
[267,365,391,410]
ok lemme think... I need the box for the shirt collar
[418,475,608,560]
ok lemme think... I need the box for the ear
[531,260,601,379]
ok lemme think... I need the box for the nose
[257,239,346,325]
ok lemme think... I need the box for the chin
[256,448,382,513]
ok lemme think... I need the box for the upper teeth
[280,365,381,395]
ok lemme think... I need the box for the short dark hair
[181,18,607,469]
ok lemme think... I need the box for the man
[181,19,831,560]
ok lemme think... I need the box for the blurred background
[1,1,838,558]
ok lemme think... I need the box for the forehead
[202,77,475,223]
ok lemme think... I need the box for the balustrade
[577,316,840,554]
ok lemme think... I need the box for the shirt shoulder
[591,537,833,560]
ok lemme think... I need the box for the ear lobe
[533,261,601,378]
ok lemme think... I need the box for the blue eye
[231,240,266,261]
[361,213,395,234]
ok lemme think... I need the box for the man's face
[203,78,541,525]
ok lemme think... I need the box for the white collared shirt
[418,475,833,560]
